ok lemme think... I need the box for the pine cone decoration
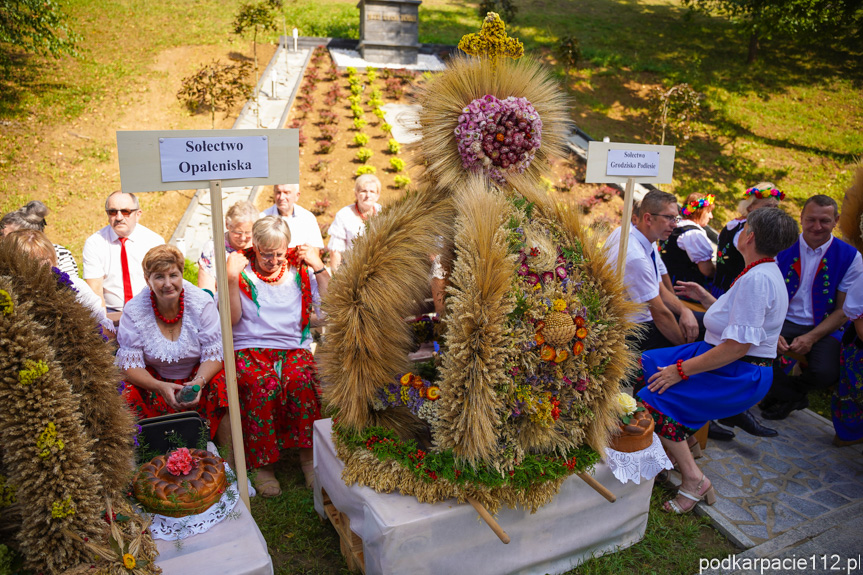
[541,311,577,346]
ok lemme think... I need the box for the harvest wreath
[319,13,639,515]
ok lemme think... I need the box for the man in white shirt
[605,191,700,389]
[83,191,165,312]
[261,184,325,252]
[762,195,863,420]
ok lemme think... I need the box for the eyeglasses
[106,209,136,217]
[650,213,681,224]
[257,250,287,262]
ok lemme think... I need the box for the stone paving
[665,407,863,573]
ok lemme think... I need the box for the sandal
[253,470,282,498]
[663,474,716,514]
[688,437,703,459]
[300,460,315,489]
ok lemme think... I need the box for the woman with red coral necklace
[227,216,329,496]
[638,208,798,514]
[116,245,230,444]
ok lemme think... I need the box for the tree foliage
[233,0,283,47]
[682,0,863,62]
[0,0,79,61]
[478,0,518,23]
[647,83,702,146]
[177,60,253,129]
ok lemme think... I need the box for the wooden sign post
[117,128,300,510]
[585,142,676,278]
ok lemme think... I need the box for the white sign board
[585,141,675,184]
[159,136,269,182]
[117,129,298,193]
[606,149,660,177]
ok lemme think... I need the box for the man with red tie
[83,191,165,313]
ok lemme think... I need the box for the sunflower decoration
[319,13,638,514]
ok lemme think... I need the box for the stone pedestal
[357,0,421,65]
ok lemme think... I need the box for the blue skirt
[637,341,773,430]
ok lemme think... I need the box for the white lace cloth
[147,444,256,541]
[604,433,673,485]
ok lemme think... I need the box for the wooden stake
[209,180,251,511]
[615,177,637,279]
[466,496,511,544]
[577,472,616,503]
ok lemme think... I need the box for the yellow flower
[18,359,49,386]
[552,299,567,312]
[400,373,412,385]
[0,289,12,315]
[51,496,75,519]
[615,393,637,417]
[37,422,65,458]
[123,554,136,570]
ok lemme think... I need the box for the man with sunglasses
[83,191,165,313]
[605,190,701,389]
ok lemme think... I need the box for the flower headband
[744,187,785,201]
[681,194,715,217]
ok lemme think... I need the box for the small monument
[357,0,421,65]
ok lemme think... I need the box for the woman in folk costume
[659,192,716,298]
[711,182,785,297]
[227,216,329,496]
[834,165,863,447]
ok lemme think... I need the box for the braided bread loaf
[133,449,227,518]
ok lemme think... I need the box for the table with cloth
[312,418,654,575]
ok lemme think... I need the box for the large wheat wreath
[318,13,640,513]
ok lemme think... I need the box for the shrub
[373,108,386,120]
[356,147,373,163]
[350,83,363,96]
[383,77,405,99]
[311,159,330,172]
[297,127,306,147]
[556,35,582,71]
[368,97,383,108]
[369,88,382,100]
[390,157,406,172]
[648,83,702,145]
[319,110,338,125]
[319,124,339,141]
[348,94,362,106]
[356,165,377,176]
[393,175,411,188]
[317,141,335,154]
[311,198,331,216]
[177,59,253,129]
[351,104,364,119]
[345,66,357,76]
[387,139,401,154]
[381,123,392,134]
[353,133,370,146]
[366,67,377,83]
[353,118,367,131]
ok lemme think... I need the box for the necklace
[151,289,184,324]
[251,256,286,283]
[730,258,774,288]
[354,202,373,221]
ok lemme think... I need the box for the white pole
[293,27,298,52]
[616,177,636,279]
[209,180,251,510]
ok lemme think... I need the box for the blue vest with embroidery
[776,237,857,340]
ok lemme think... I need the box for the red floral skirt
[122,365,228,440]
[234,348,322,469]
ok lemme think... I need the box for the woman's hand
[674,281,709,304]
[176,386,203,409]
[297,244,324,272]
[156,380,186,411]
[647,364,682,394]
[226,251,249,280]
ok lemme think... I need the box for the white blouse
[676,223,715,263]
[703,262,788,358]
[69,275,115,334]
[115,280,223,379]
[232,265,321,352]
[844,274,863,321]
[326,203,381,254]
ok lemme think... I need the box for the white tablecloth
[154,444,273,575]
[313,418,652,575]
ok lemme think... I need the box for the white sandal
[663,475,716,514]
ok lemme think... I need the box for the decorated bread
[608,394,654,453]
[133,448,227,518]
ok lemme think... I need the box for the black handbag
[136,412,208,459]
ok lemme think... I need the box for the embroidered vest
[659,224,708,288]
[776,237,858,340]
[712,220,746,296]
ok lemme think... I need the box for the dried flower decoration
[37,422,65,458]
[18,359,49,386]
[51,495,75,519]
[0,289,12,315]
